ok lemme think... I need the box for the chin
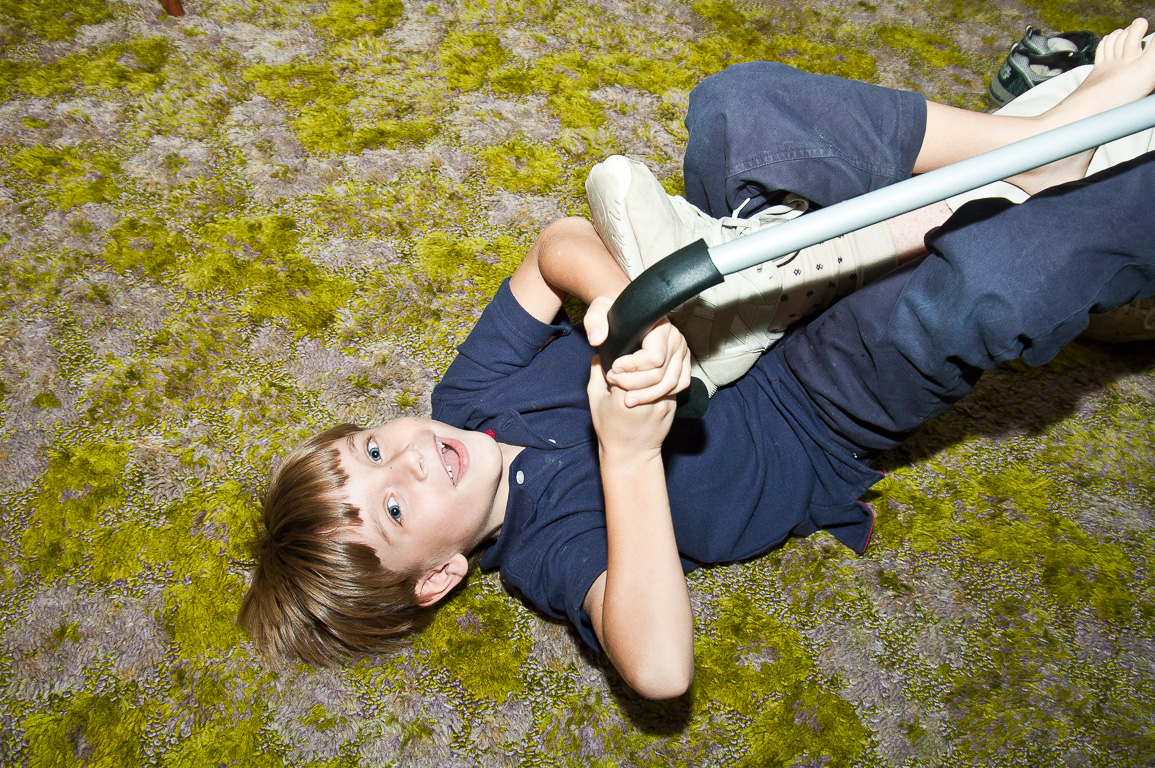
[472,433,502,480]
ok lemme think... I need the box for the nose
[398,441,428,481]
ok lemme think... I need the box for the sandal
[988,26,1100,106]
[1018,25,1099,63]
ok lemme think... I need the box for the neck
[485,441,524,538]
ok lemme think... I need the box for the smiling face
[334,418,512,604]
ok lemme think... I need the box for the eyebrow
[370,508,391,546]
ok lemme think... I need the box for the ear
[414,554,469,607]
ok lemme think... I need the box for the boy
[240,21,1155,700]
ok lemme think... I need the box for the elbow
[623,657,694,701]
[535,217,595,266]
[541,215,596,240]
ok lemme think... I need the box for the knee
[685,61,803,169]
[683,61,804,213]
[686,62,793,136]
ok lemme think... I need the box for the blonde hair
[239,423,459,666]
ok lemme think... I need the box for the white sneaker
[586,155,809,392]
[586,155,897,391]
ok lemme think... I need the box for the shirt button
[548,438,556,444]
[515,470,525,485]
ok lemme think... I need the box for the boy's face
[334,418,505,582]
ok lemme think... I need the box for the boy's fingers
[618,345,690,405]
[610,344,670,374]
[587,322,607,347]
[623,374,680,406]
[608,343,678,386]
[611,348,663,374]
[611,336,662,372]
[611,320,680,374]
[678,353,692,392]
[608,322,690,396]
[607,365,665,391]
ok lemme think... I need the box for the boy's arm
[585,286,694,699]
[507,216,630,323]
[583,353,695,700]
[513,215,695,699]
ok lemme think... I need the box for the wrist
[598,443,664,470]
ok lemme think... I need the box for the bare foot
[1010,18,1155,194]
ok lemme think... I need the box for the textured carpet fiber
[3,0,1155,765]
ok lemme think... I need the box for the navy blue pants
[684,62,1155,457]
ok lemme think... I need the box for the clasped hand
[583,296,692,456]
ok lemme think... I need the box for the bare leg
[887,20,1155,262]
[887,202,954,264]
[914,18,1155,190]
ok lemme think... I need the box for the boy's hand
[587,356,677,459]
[584,296,692,408]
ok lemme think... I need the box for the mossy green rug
[3,0,1155,764]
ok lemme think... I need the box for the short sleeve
[433,279,572,428]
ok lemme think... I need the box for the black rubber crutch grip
[599,239,723,418]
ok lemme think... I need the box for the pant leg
[777,150,1155,457]
[683,62,928,218]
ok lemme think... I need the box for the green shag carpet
[3,0,1155,764]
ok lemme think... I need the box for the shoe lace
[710,196,808,243]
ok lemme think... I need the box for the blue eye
[386,495,402,522]
[367,437,382,463]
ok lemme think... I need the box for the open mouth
[437,438,467,486]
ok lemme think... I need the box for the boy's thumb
[584,296,612,345]
[586,319,607,346]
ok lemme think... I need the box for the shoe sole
[988,76,1019,107]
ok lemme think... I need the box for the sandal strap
[1019,47,1087,71]
[1051,30,1100,54]
[1017,26,1099,65]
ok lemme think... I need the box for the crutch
[599,96,1155,417]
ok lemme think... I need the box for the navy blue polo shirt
[432,279,880,650]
